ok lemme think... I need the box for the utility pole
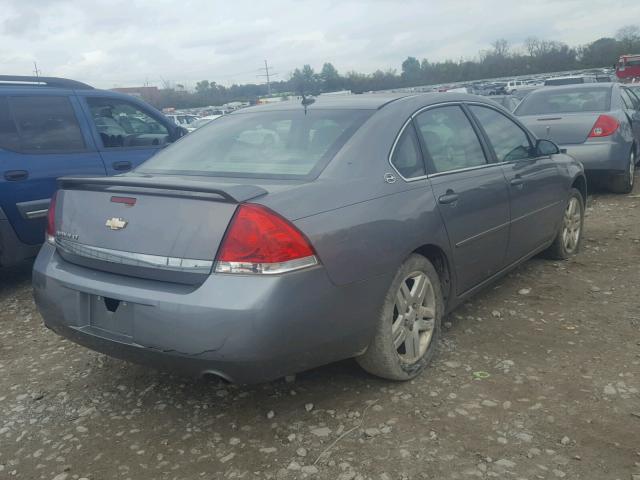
[257,60,278,96]
[33,61,41,79]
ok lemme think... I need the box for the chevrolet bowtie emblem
[105,217,128,230]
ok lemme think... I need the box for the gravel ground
[1,189,639,480]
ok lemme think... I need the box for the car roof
[532,83,614,92]
[238,93,415,112]
[234,92,506,113]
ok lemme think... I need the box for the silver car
[34,93,586,383]
[515,83,640,193]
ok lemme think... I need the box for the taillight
[215,204,318,274]
[46,191,58,245]
[588,115,619,138]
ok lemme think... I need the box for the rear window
[10,96,85,152]
[138,109,371,179]
[515,87,611,116]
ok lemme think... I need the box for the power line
[257,59,279,95]
[33,61,41,79]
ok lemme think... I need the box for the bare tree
[491,39,510,57]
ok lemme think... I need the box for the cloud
[0,0,639,89]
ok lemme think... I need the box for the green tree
[320,62,342,92]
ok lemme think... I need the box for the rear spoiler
[57,176,268,203]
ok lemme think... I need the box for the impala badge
[105,217,128,231]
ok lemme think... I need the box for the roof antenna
[301,92,315,115]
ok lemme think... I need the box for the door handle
[4,170,28,181]
[438,190,459,205]
[112,161,132,171]
[510,176,524,188]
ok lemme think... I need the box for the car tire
[609,149,635,194]
[357,254,444,381]
[544,187,584,260]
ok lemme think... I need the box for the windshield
[138,109,372,179]
[515,87,611,115]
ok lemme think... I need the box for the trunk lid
[53,175,268,284]
[518,113,602,145]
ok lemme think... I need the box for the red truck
[616,54,640,82]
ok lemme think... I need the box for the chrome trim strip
[427,161,508,179]
[455,220,511,248]
[25,209,48,219]
[455,201,561,248]
[55,237,213,273]
[510,201,562,224]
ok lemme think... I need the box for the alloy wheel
[561,197,582,254]
[391,271,436,364]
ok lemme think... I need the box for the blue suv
[0,75,185,267]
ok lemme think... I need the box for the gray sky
[2,0,640,89]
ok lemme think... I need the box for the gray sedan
[33,93,586,383]
[515,83,640,193]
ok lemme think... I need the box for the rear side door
[77,93,178,175]
[621,87,640,144]
[414,104,510,294]
[0,93,105,246]
[468,104,565,264]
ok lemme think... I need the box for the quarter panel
[294,183,450,287]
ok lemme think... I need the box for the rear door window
[390,125,424,179]
[0,96,20,151]
[469,105,534,162]
[138,109,371,179]
[9,96,85,152]
[414,105,487,173]
[86,98,170,149]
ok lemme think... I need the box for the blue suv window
[86,97,170,149]
[10,96,85,152]
[0,96,20,151]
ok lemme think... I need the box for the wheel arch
[412,244,453,308]
[571,173,588,203]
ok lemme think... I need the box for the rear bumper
[561,141,630,173]
[33,244,390,383]
[0,208,41,266]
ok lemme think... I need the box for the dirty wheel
[357,254,443,380]
[544,187,584,260]
[609,149,635,194]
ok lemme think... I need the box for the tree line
[151,25,640,109]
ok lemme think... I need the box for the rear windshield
[544,78,588,86]
[138,109,371,179]
[515,87,611,116]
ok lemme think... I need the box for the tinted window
[0,96,20,151]
[516,87,611,115]
[87,98,170,148]
[10,96,84,152]
[414,106,486,173]
[470,105,533,162]
[391,125,424,178]
[139,109,371,179]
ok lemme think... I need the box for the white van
[506,80,525,93]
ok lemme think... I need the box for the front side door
[78,94,176,175]
[468,104,565,264]
[0,93,105,245]
[414,105,510,294]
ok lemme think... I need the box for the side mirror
[535,138,560,156]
